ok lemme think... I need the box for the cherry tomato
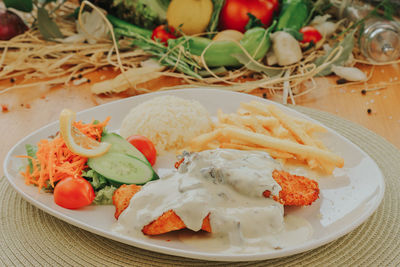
[127,135,157,166]
[151,25,177,45]
[54,177,95,209]
[299,26,322,44]
[219,0,278,33]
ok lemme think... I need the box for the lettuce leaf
[93,185,117,205]
[82,169,108,190]
[82,169,117,205]
[25,144,37,173]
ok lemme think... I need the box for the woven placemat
[1,106,399,266]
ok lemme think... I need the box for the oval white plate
[4,89,384,261]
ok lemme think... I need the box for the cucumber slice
[88,152,159,185]
[101,133,148,163]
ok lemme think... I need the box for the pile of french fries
[187,100,344,174]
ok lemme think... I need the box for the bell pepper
[276,0,310,38]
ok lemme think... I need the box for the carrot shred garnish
[18,117,110,192]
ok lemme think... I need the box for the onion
[0,10,28,40]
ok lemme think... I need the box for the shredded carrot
[18,117,110,192]
[74,117,111,141]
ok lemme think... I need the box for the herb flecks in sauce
[114,149,313,252]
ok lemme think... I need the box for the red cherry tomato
[151,25,177,45]
[54,177,95,209]
[219,0,278,33]
[127,135,157,166]
[299,26,322,44]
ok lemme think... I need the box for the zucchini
[88,152,159,185]
[101,133,148,163]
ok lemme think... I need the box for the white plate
[4,89,385,262]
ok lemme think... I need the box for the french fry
[267,104,326,169]
[240,101,272,116]
[228,114,272,135]
[219,142,294,159]
[217,109,227,123]
[217,111,248,130]
[190,129,222,150]
[270,125,291,139]
[237,108,251,115]
[252,123,271,135]
[188,100,343,174]
[221,126,344,168]
[294,118,327,133]
[267,104,317,146]
[255,115,279,128]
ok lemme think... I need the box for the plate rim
[3,88,385,262]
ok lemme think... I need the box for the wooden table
[1,63,399,176]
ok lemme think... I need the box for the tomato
[299,26,322,44]
[219,0,278,33]
[54,177,95,209]
[127,135,157,166]
[151,25,177,45]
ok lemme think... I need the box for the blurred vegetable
[166,0,213,35]
[310,15,338,37]
[106,16,201,78]
[206,0,225,38]
[271,31,302,66]
[107,14,152,38]
[314,30,356,76]
[266,50,278,65]
[276,0,310,39]
[213,29,243,41]
[219,0,278,33]
[3,0,33,12]
[0,10,28,40]
[331,66,367,82]
[3,0,64,41]
[62,10,109,44]
[118,22,272,74]
[186,26,272,67]
[151,25,177,45]
[37,7,64,41]
[91,64,166,94]
[233,23,283,77]
[78,11,109,44]
[299,26,322,43]
[86,0,170,30]
[133,37,202,78]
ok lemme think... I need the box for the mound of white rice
[119,95,213,154]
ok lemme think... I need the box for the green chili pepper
[185,26,273,67]
[276,0,310,38]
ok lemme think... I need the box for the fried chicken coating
[113,170,319,235]
[112,184,141,219]
[271,170,319,206]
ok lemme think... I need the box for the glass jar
[336,0,400,62]
[360,19,400,62]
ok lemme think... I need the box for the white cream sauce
[113,149,313,252]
